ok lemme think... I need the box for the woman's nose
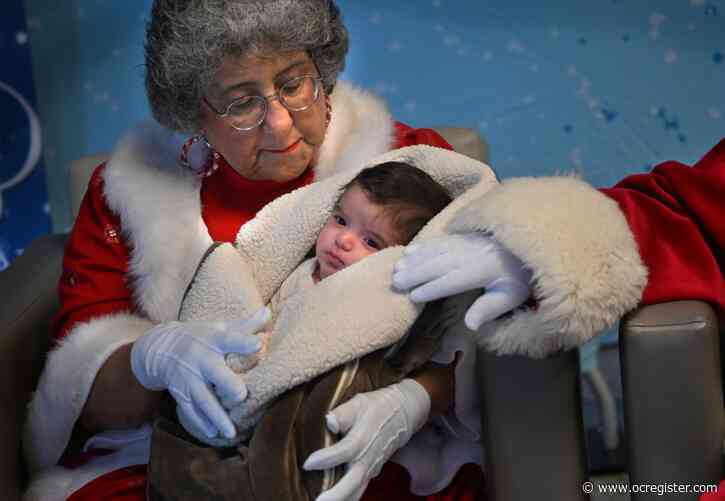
[262,98,293,135]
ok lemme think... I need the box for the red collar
[201,156,315,242]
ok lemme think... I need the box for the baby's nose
[336,231,355,251]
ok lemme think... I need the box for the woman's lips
[265,138,302,154]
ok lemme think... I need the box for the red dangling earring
[325,95,332,127]
[179,134,221,178]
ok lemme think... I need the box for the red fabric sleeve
[393,122,454,151]
[52,163,136,342]
[599,138,725,311]
[66,465,147,501]
[699,481,725,501]
[65,462,484,501]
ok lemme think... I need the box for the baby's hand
[225,331,270,373]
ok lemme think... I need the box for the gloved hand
[392,232,531,330]
[303,379,430,501]
[131,307,270,439]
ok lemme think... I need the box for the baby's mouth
[326,252,345,269]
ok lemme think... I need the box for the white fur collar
[102,122,211,323]
[101,81,396,321]
[314,82,396,181]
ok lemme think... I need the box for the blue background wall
[342,0,724,185]
[0,1,50,270]
[10,0,725,243]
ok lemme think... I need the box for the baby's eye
[333,214,346,226]
[364,238,381,250]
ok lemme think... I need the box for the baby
[314,160,451,281]
[227,160,452,372]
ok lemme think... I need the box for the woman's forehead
[212,50,314,95]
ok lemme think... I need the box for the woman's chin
[258,164,309,182]
[257,153,314,182]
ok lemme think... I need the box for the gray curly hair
[144,0,349,133]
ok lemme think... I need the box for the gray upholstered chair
[620,301,724,500]
[1,128,592,501]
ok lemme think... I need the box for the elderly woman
[23,0,725,500]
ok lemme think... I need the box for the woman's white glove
[130,307,270,439]
[393,233,531,330]
[303,379,430,501]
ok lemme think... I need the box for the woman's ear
[324,94,332,128]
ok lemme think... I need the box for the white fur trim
[102,121,213,323]
[24,426,152,501]
[449,176,648,358]
[24,313,152,474]
[314,82,396,180]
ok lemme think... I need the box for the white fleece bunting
[23,313,153,474]
[178,145,497,442]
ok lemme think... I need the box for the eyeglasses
[203,75,322,131]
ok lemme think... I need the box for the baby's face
[315,184,400,280]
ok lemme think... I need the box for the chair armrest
[620,301,724,497]
[478,348,588,501]
[0,233,67,499]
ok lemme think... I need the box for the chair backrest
[68,153,109,220]
[435,127,489,165]
[0,232,66,496]
[66,128,489,220]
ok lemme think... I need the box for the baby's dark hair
[345,161,452,244]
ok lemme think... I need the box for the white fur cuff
[448,176,647,358]
[23,313,152,473]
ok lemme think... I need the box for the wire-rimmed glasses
[203,75,323,131]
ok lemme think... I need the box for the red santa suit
[22,76,725,500]
[602,140,725,312]
[700,480,725,500]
